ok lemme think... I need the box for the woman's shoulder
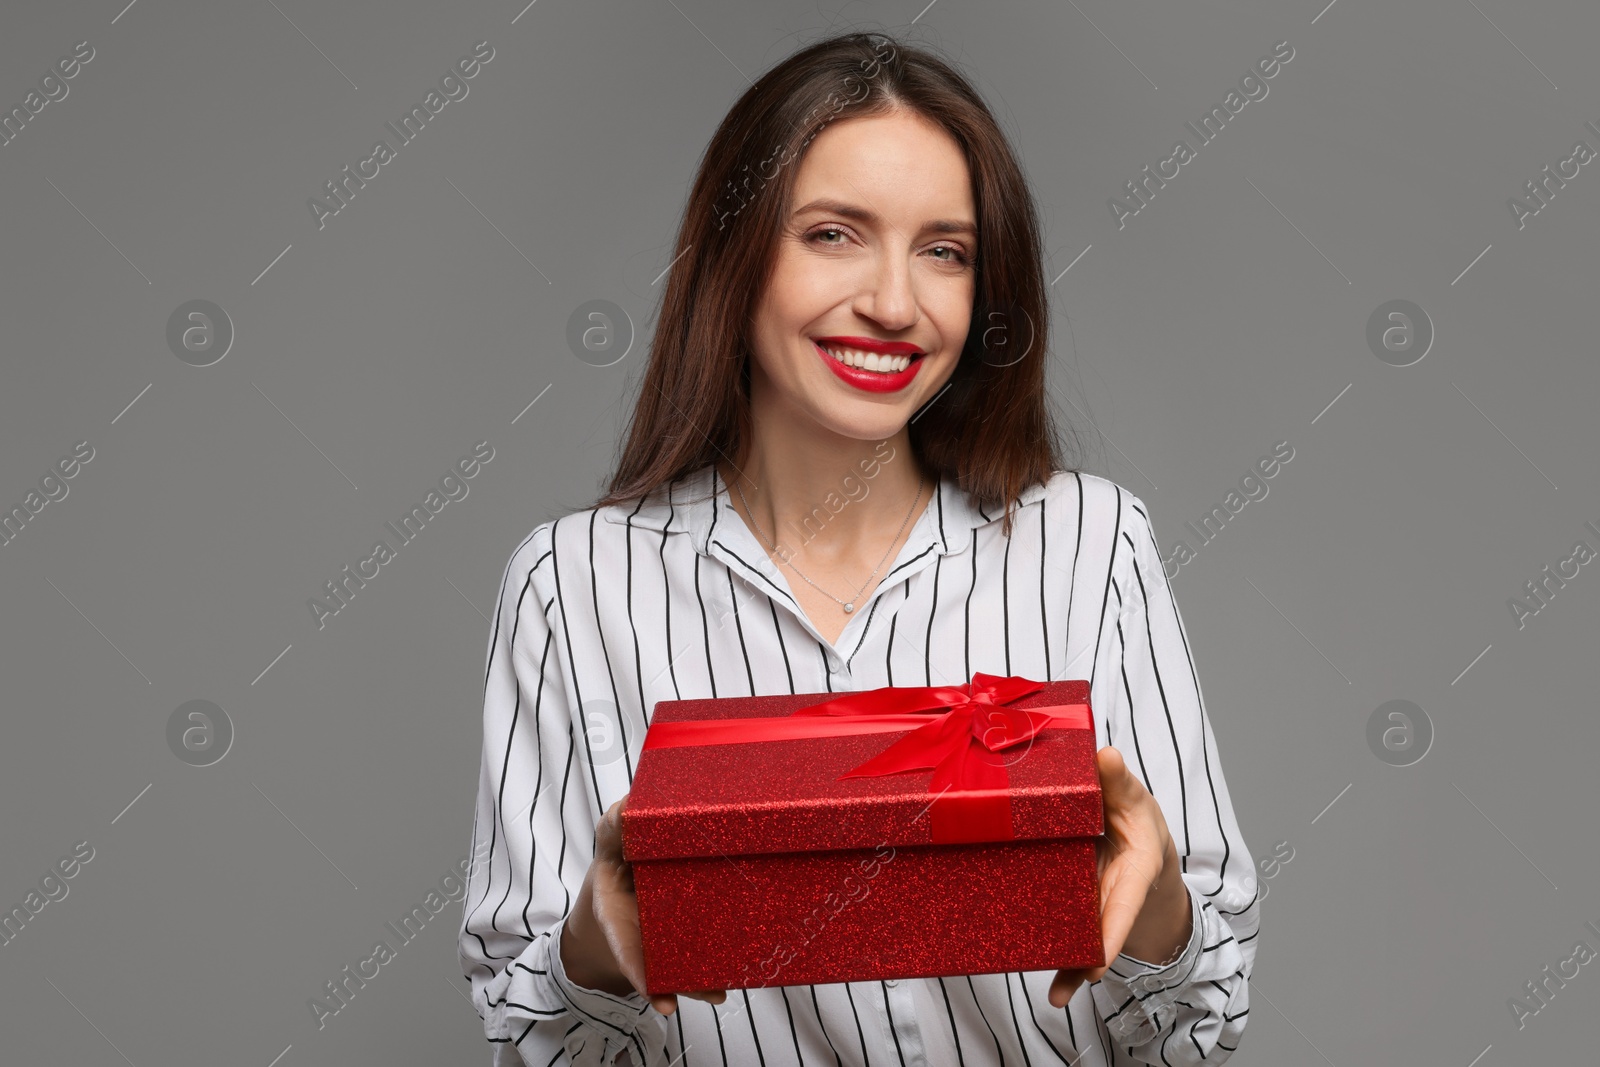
[1027,471,1160,575]
[1033,469,1149,525]
[494,519,560,595]
[501,507,602,573]
[498,477,696,581]
[1007,475,1167,631]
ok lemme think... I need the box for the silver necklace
[730,470,924,614]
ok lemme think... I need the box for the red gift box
[619,673,1106,993]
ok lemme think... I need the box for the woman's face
[745,108,978,444]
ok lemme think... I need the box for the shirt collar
[600,463,1048,557]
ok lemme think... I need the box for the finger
[1096,747,1151,852]
[593,801,623,862]
[1096,745,1144,810]
[1048,968,1089,1008]
[649,989,726,1016]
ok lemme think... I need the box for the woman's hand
[560,795,729,1016]
[1047,745,1193,1008]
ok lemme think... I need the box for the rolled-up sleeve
[1089,495,1261,1064]
[457,522,668,1066]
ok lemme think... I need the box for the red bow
[790,670,1073,771]
[642,672,1092,844]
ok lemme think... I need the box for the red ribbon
[641,672,1092,844]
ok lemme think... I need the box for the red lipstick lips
[812,337,926,394]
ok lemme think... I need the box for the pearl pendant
[843,602,854,613]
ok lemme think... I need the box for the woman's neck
[716,438,929,564]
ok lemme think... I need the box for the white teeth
[818,344,915,373]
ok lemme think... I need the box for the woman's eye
[808,227,849,245]
[928,245,971,265]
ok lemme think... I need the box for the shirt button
[885,979,899,988]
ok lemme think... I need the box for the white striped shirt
[458,462,1260,1066]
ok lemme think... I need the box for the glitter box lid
[621,680,1103,862]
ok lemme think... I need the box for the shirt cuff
[1092,887,1204,1046]
[548,915,654,1039]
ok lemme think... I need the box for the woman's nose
[856,254,919,330]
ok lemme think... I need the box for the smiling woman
[459,29,1259,1067]
[598,34,1057,526]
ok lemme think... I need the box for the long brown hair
[593,30,1082,538]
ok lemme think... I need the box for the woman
[459,31,1259,1067]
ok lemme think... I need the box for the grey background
[1,0,1595,1063]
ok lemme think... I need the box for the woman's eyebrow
[791,197,976,236]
